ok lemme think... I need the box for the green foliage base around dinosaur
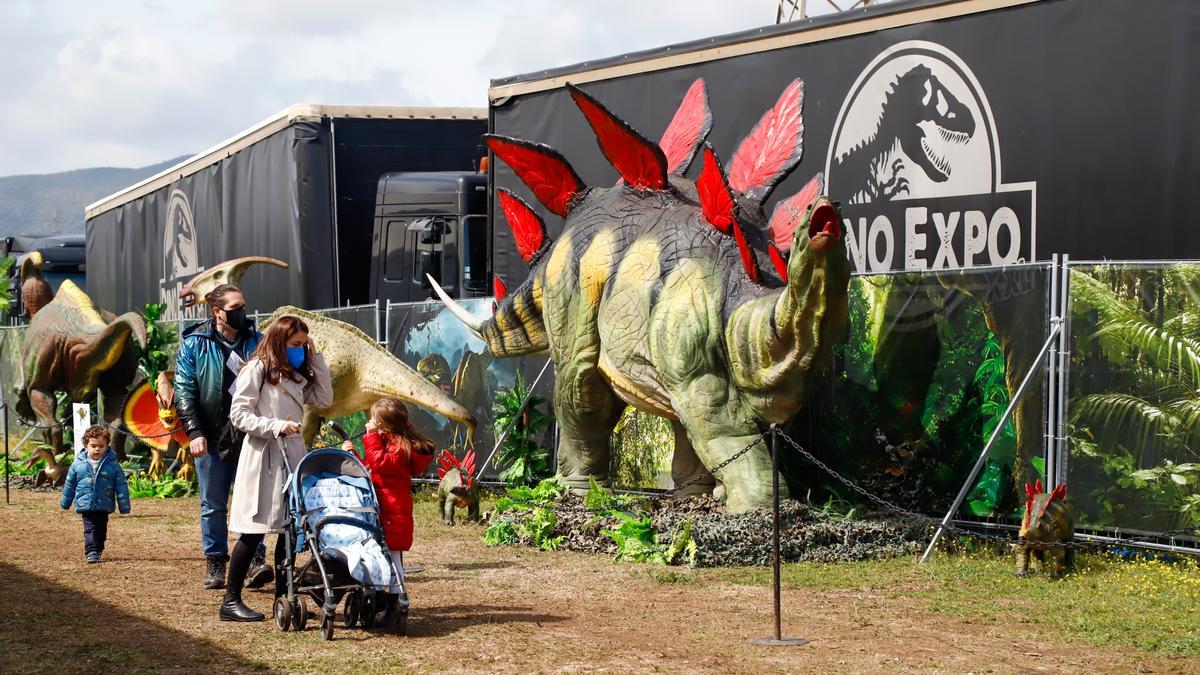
[483,477,929,567]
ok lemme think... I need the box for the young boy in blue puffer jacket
[60,425,131,563]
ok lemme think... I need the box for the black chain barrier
[774,429,1200,552]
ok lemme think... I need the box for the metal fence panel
[1064,261,1200,542]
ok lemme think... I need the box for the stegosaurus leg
[554,354,624,490]
[669,420,715,497]
[670,393,777,513]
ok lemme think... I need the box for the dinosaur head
[19,251,44,283]
[155,370,178,426]
[888,65,975,182]
[417,354,454,396]
[179,256,289,308]
[1019,480,1069,542]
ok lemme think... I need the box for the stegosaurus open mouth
[808,201,841,252]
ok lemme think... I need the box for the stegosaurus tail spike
[496,188,549,265]
[728,79,805,201]
[485,134,585,217]
[696,144,761,284]
[658,78,712,175]
[768,172,824,253]
[567,83,668,191]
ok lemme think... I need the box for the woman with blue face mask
[220,315,333,621]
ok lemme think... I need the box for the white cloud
[0,1,787,176]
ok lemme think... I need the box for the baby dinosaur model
[433,78,850,513]
[1016,481,1074,578]
[122,370,193,481]
[436,448,480,525]
[261,306,475,445]
[24,446,69,488]
[15,281,147,460]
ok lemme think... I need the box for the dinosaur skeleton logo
[826,41,1036,273]
[158,189,205,320]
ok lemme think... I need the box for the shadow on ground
[0,560,270,673]
[409,603,568,638]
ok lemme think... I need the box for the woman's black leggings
[226,532,286,598]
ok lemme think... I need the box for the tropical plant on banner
[1068,267,1200,530]
[492,372,552,487]
[135,303,179,391]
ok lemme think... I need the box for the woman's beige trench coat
[228,354,333,534]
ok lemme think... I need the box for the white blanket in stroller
[301,472,397,589]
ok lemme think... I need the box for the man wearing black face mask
[175,284,271,590]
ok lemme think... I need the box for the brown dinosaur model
[15,281,147,461]
[434,78,850,513]
[178,256,289,309]
[24,446,69,488]
[261,306,475,445]
[19,252,53,319]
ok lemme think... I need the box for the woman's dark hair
[204,284,242,313]
[370,397,435,455]
[247,315,312,385]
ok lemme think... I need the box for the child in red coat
[344,397,435,622]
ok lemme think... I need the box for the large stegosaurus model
[434,79,850,513]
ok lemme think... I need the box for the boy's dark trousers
[81,511,110,556]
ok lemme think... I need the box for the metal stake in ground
[4,403,8,505]
[750,425,808,647]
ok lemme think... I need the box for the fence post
[1055,255,1072,486]
[1045,255,1059,488]
[749,425,807,647]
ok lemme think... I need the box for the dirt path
[0,492,1191,673]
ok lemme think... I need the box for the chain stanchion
[750,425,808,647]
[3,403,9,505]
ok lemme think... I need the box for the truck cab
[369,171,489,303]
[2,235,87,324]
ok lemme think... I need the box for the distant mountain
[0,156,190,237]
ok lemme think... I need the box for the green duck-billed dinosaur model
[15,280,147,460]
[433,78,850,513]
[262,306,475,446]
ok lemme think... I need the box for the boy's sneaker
[246,552,274,589]
[86,552,100,564]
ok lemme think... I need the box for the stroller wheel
[319,610,335,641]
[273,597,293,632]
[293,596,310,631]
[343,591,361,629]
[361,593,377,629]
[396,608,408,637]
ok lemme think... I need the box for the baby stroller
[273,442,409,640]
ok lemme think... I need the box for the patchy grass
[706,550,1200,656]
[2,491,1197,673]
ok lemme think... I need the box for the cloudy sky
[0,0,840,177]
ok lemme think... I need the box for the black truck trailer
[487,0,1200,280]
[85,105,488,317]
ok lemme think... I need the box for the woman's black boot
[221,536,265,621]
[220,591,265,622]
